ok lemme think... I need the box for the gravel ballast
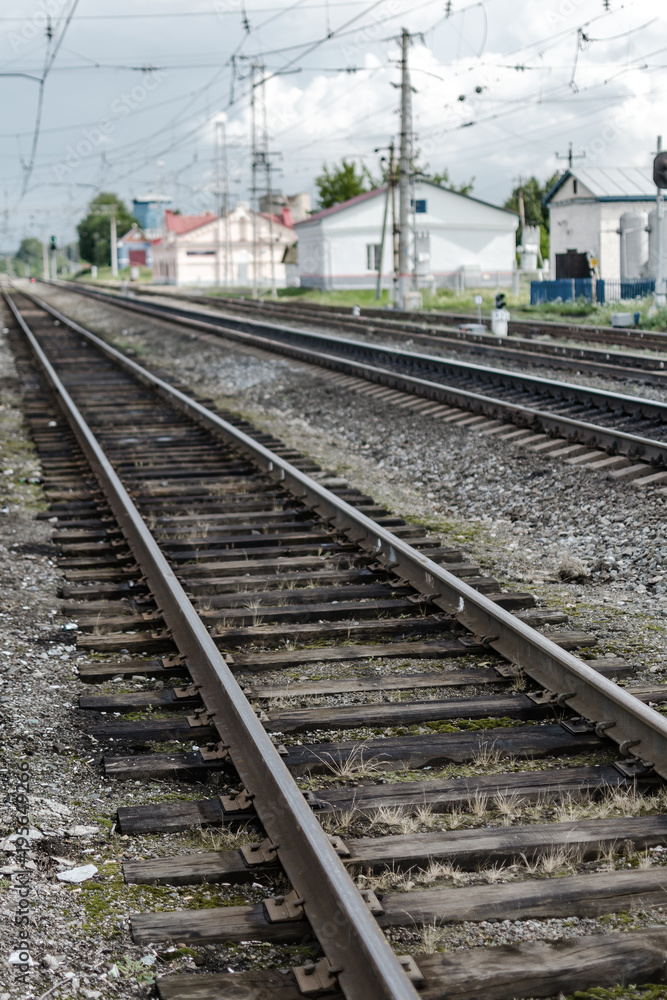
[3,283,667,999]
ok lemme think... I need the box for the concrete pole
[656,136,665,309]
[262,81,277,300]
[110,214,118,278]
[221,120,231,287]
[397,28,411,311]
[251,62,259,298]
[215,120,222,289]
[376,142,394,300]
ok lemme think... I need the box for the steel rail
[37,284,667,467]
[223,293,667,351]
[15,290,667,783]
[4,293,422,1000]
[45,281,667,420]
[42,283,667,419]
[83,280,667,352]
[132,288,667,377]
[107,290,667,392]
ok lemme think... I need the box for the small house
[117,224,153,270]
[152,205,296,287]
[294,179,518,290]
[544,167,656,280]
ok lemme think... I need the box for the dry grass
[557,552,589,582]
[470,742,503,768]
[313,744,388,781]
[478,862,509,884]
[469,791,488,819]
[243,598,264,626]
[320,809,357,835]
[418,920,447,954]
[367,805,436,836]
[358,858,467,893]
[521,845,583,876]
[199,824,262,851]
[595,842,618,871]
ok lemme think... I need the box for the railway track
[8,286,667,999]
[71,280,667,382]
[39,282,667,483]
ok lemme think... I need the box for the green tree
[77,192,136,266]
[504,173,559,259]
[315,159,371,209]
[418,166,474,196]
[15,237,43,276]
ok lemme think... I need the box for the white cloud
[1,0,665,245]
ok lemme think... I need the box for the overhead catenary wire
[3,0,655,248]
[20,0,81,199]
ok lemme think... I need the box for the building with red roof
[152,204,298,288]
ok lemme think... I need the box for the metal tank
[647,207,667,281]
[618,211,648,281]
[519,225,540,271]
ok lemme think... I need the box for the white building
[544,167,656,280]
[152,205,297,287]
[294,179,519,290]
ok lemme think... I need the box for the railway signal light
[495,292,506,310]
[49,235,56,250]
[654,152,667,189]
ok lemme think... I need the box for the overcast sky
[0,0,663,251]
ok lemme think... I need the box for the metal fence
[597,279,655,304]
[531,278,655,306]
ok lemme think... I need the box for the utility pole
[375,141,395,301]
[49,235,57,280]
[262,85,277,299]
[655,136,665,309]
[250,60,260,298]
[397,27,412,311]
[215,119,223,289]
[221,119,231,288]
[110,214,118,278]
[555,141,586,170]
[41,229,48,280]
[514,178,526,234]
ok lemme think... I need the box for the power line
[0,2,369,20]
[20,0,80,199]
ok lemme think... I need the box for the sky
[0,0,664,252]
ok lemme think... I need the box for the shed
[117,223,153,270]
[544,167,656,280]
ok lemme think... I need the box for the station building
[294,180,519,291]
[151,205,297,288]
